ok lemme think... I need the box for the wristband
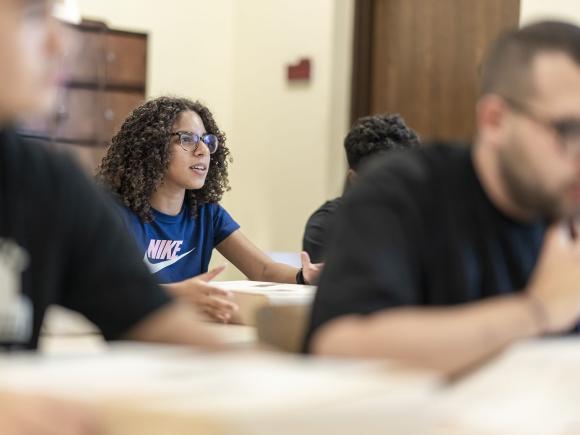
[296,268,307,285]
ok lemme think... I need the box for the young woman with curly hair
[98,96,322,322]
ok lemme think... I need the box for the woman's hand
[165,265,238,323]
[301,251,324,285]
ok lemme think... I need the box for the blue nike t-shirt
[117,202,240,284]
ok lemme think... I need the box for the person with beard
[304,21,580,375]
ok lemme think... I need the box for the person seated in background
[302,114,419,263]
[97,97,322,323]
[304,21,580,376]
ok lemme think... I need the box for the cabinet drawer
[105,33,147,87]
[20,90,145,143]
[53,88,101,142]
[103,91,145,139]
[61,25,104,84]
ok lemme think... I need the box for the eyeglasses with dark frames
[170,131,219,154]
[502,96,580,156]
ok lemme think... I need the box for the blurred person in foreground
[305,21,580,376]
[0,1,216,433]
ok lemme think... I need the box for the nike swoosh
[143,248,195,274]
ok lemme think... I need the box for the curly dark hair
[345,113,420,171]
[97,96,231,222]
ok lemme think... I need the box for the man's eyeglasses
[170,131,219,154]
[502,96,580,156]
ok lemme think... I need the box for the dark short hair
[344,114,419,170]
[481,21,580,99]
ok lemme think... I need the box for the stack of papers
[213,281,316,325]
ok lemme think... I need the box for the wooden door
[352,0,520,142]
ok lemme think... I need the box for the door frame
[350,0,375,124]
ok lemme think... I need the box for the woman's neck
[150,183,186,216]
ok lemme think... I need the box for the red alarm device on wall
[287,58,311,81]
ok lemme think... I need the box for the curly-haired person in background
[302,114,420,263]
[98,97,322,323]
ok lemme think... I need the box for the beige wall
[78,0,353,277]
[228,0,352,252]
[77,0,237,137]
[75,0,580,282]
[520,0,580,25]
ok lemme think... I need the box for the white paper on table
[213,281,316,304]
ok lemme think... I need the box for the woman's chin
[185,180,206,190]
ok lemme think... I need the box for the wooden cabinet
[61,24,103,84]
[105,33,147,87]
[103,91,145,139]
[17,21,148,174]
[57,88,102,142]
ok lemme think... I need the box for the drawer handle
[106,52,117,63]
[104,109,115,121]
[55,105,69,122]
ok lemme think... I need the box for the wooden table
[201,322,257,348]
[424,338,580,434]
[40,306,259,355]
[0,345,438,435]
[31,307,580,434]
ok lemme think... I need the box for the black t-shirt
[0,130,171,349]
[304,144,547,350]
[302,197,343,263]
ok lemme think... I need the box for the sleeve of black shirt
[302,199,343,264]
[55,155,171,341]
[304,155,424,350]
[302,207,330,264]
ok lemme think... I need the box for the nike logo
[143,248,195,274]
